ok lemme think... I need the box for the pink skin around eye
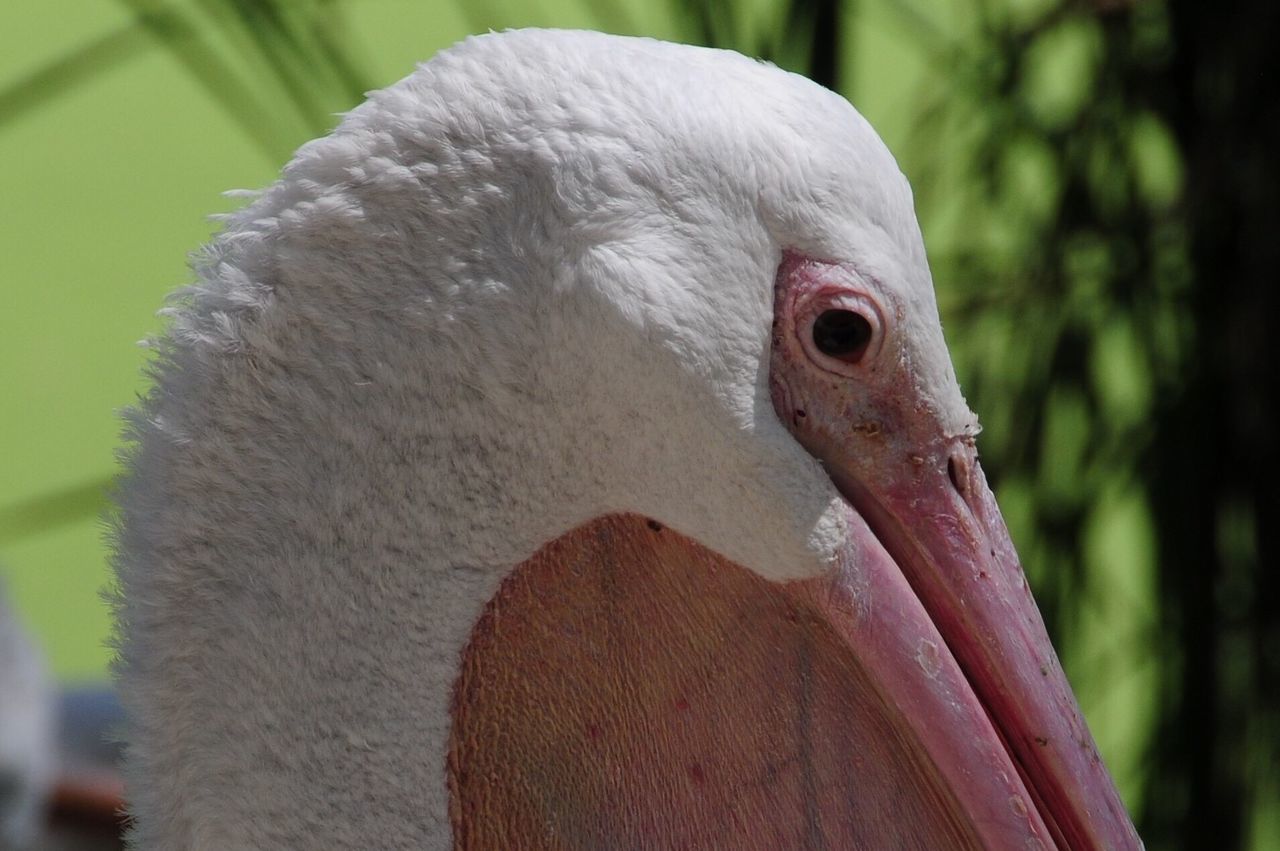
[783,257,888,376]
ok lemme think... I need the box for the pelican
[112,29,1142,849]
[0,582,54,849]
[1,583,126,849]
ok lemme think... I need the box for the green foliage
[2,0,1273,847]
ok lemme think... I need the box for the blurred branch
[113,0,296,159]
[0,24,151,131]
[86,0,378,161]
[195,0,335,135]
[0,478,114,547]
[311,0,374,100]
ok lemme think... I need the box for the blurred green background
[1,1,1274,849]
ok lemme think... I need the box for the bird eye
[811,309,873,364]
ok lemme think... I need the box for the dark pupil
[812,309,872,361]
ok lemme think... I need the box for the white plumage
[0,582,55,849]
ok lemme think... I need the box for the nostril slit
[947,455,965,495]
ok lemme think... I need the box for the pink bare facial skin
[769,250,1142,851]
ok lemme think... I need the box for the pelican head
[113,28,1140,850]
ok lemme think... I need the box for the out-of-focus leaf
[111,0,297,159]
[0,24,152,130]
[0,478,113,546]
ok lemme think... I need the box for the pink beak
[768,250,1141,849]
[786,441,1142,849]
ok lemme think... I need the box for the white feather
[0,582,55,850]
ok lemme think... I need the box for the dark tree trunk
[1144,2,1280,848]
